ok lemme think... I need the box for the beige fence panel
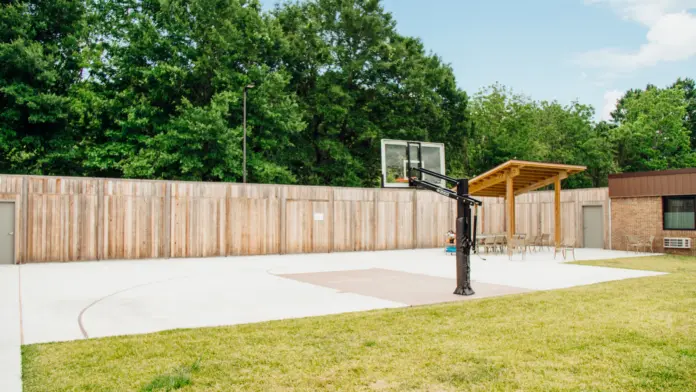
[285,200,330,254]
[102,179,166,260]
[333,200,375,252]
[170,182,226,258]
[417,191,451,248]
[332,188,375,252]
[227,198,280,256]
[375,189,414,250]
[25,177,99,262]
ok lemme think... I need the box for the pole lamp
[243,84,255,184]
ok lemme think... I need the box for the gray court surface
[0,248,665,392]
[279,268,531,306]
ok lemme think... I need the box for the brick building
[609,168,696,255]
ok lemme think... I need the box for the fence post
[537,197,544,235]
[412,189,418,249]
[372,188,378,251]
[329,187,335,253]
[97,179,104,260]
[280,187,287,254]
[164,182,172,258]
[21,176,28,263]
[575,193,580,247]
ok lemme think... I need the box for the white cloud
[577,1,696,72]
[601,90,624,120]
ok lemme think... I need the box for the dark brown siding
[609,170,696,198]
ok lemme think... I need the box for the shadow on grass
[141,358,201,392]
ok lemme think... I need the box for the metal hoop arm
[408,177,482,206]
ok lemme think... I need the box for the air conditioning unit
[663,237,692,249]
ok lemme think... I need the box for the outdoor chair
[527,235,540,252]
[540,233,551,250]
[508,238,527,260]
[646,235,656,253]
[633,235,653,253]
[483,236,496,254]
[494,235,506,254]
[626,235,644,253]
[529,235,542,251]
[554,240,576,261]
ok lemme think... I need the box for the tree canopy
[1,0,695,188]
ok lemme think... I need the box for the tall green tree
[0,0,86,173]
[81,0,304,182]
[610,86,694,172]
[467,84,616,188]
[275,0,471,186]
[671,78,696,149]
[584,121,618,187]
[467,83,539,175]
[534,100,616,188]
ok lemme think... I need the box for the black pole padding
[453,179,475,296]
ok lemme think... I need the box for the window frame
[662,195,696,231]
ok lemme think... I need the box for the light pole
[243,84,254,183]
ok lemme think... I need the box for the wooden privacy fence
[0,174,608,263]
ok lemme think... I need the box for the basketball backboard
[380,139,446,188]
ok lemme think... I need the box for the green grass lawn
[22,256,696,392]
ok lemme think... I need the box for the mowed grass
[22,256,696,392]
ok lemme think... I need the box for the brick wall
[611,196,695,255]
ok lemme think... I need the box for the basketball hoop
[379,138,481,297]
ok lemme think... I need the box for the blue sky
[263,0,696,121]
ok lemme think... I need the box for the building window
[663,196,696,230]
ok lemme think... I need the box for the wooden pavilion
[467,160,586,247]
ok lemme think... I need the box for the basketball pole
[405,167,479,296]
[453,178,475,296]
[386,139,479,296]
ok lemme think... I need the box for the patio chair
[540,233,550,250]
[526,235,540,252]
[494,235,506,254]
[626,235,644,253]
[633,235,653,253]
[483,236,496,254]
[646,235,656,253]
[528,235,541,251]
[508,237,527,260]
[554,240,576,261]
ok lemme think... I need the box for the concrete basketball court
[1,248,664,391]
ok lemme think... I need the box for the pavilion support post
[506,172,515,255]
[554,174,561,248]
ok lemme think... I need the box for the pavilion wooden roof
[468,160,586,197]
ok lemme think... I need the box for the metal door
[0,202,15,264]
[582,205,604,249]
